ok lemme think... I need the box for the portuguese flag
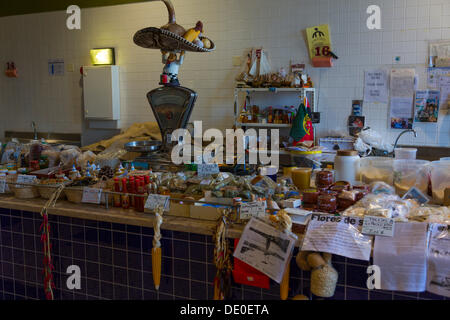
[290,97,314,145]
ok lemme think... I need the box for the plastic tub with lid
[393,159,430,197]
[358,157,394,185]
[429,160,450,204]
[394,148,417,159]
[290,150,322,169]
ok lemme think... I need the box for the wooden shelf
[236,122,292,128]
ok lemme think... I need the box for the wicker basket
[37,183,68,200]
[64,187,84,203]
[11,185,40,199]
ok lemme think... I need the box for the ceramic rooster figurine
[183,21,203,43]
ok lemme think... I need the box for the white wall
[0,0,449,146]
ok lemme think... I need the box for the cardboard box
[189,199,226,221]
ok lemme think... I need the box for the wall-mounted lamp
[90,48,115,65]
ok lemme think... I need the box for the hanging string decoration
[39,183,66,300]
[213,208,233,300]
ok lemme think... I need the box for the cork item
[310,264,338,298]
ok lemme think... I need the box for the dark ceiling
[0,0,148,17]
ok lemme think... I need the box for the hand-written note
[82,187,102,204]
[144,194,170,211]
[240,201,267,220]
[197,163,220,177]
[362,216,395,237]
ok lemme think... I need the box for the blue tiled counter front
[0,207,447,300]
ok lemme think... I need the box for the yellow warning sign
[306,24,331,59]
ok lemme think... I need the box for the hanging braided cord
[39,183,66,300]
[213,208,233,300]
[153,205,164,248]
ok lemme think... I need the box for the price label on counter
[144,194,170,211]
[197,163,219,177]
[239,201,267,220]
[16,174,37,187]
[0,178,6,194]
[362,216,395,237]
[81,187,102,204]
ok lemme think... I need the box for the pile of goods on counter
[1,137,449,301]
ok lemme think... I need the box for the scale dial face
[147,86,197,148]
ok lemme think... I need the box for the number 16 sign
[306,24,331,59]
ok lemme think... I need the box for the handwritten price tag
[362,216,395,237]
[81,187,102,204]
[16,174,37,187]
[240,201,267,220]
[144,194,170,212]
[197,163,219,177]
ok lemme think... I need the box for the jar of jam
[302,189,319,204]
[317,194,337,213]
[315,170,333,188]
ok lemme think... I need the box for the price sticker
[197,163,219,177]
[240,201,267,220]
[82,187,102,204]
[362,216,395,237]
[16,174,37,187]
[144,194,170,212]
[0,178,6,194]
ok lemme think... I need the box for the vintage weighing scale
[126,0,215,170]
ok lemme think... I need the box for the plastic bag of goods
[76,151,97,169]
[60,148,81,166]
[393,159,429,197]
[358,157,393,185]
[429,160,450,205]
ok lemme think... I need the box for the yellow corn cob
[280,263,290,300]
[183,29,201,43]
[152,247,162,290]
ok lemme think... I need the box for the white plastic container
[334,150,360,185]
[393,159,429,197]
[394,148,417,159]
[429,161,450,204]
[358,157,394,185]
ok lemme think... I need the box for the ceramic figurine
[161,50,185,86]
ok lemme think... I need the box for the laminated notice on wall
[374,222,428,292]
[427,224,450,297]
[301,214,372,261]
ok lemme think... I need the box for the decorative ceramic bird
[183,21,203,43]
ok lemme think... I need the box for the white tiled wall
[0,0,449,146]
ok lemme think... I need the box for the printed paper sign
[364,70,389,103]
[301,214,372,261]
[362,216,395,237]
[374,222,428,292]
[233,217,297,283]
[197,163,219,176]
[144,194,170,211]
[82,187,102,204]
[427,224,450,297]
[306,24,331,59]
[240,201,267,220]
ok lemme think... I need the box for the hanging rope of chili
[39,184,66,300]
[212,208,232,300]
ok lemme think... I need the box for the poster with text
[414,90,440,123]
